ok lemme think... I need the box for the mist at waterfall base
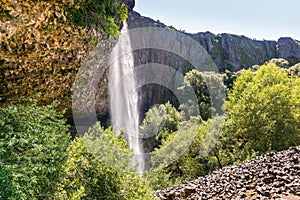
[109,22,145,174]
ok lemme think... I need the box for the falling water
[109,22,144,174]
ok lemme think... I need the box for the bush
[56,122,153,200]
[55,137,121,200]
[0,101,70,199]
[82,123,153,199]
[147,117,223,189]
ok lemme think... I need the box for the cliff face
[278,37,300,65]
[124,11,300,119]
[189,32,278,71]
[127,11,300,72]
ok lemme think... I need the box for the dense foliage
[179,69,226,120]
[65,0,128,36]
[140,102,182,151]
[80,122,153,199]
[55,122,153,200]
[145,114,225,190]
[55,137,122,200]
[0,101,70,199]
[0,103,153,199]
[0,60,299,198]
[224,63,300,154]
[144,62,300,190]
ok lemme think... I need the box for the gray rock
[128,11,300,72]
[156,146,300,199]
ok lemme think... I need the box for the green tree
[224,63,300,153]
[56,122,153,200]
[140,102,182,151]
[54,137,121,200]
[180,69,226,120]
[0,101,70,199]
[146,117,203,189]
[147,116,228,189]
[82,123,153,200]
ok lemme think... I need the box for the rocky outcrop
[156,146,300,199]
[127,11,300,72]
[180,32,278,72]
[123,0,135,11]
[278,37,300,65]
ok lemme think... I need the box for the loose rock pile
[156,146,300,199]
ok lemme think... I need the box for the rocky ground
[156,146,300,200]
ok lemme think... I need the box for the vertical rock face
[277,37,300,65]
[127,11,300,72]
[187,32,278,71]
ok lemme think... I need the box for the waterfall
[109,22,144,174]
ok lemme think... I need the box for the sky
[134,0,300,41]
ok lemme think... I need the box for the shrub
[54,137,121,200]
[0,101,70,199]
[147,117,221,189]
[140,102,182,151]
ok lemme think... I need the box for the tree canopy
[224,63,300,153]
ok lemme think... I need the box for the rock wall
[127,11,300,72]
[278,37,300,65]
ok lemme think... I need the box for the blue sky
[134,0,300,40]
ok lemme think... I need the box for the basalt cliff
[128,11,300,72]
